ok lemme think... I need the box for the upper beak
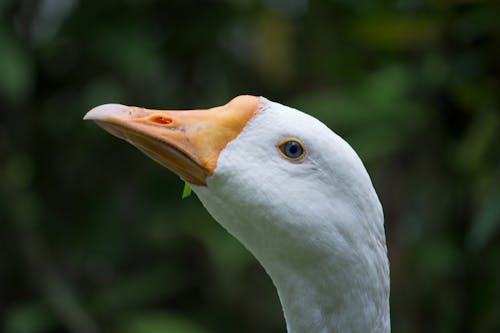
[84,95,260,186]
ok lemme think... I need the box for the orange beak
[84,95,260,186]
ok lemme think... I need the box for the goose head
[85,95,390,333]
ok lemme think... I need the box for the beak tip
[84,103,130,121]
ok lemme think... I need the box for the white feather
[192,97,390,333]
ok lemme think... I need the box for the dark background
[1,0,500,332]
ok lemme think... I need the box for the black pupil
[285,141,302,158]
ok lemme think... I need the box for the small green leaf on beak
[182,182,192,199]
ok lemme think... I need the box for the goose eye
[278,138,306,161]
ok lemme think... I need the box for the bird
[84,95,390,333]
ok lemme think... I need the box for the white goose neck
[269,224,391,333]
[195,181,390,333]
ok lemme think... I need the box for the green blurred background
[1,0,499,332]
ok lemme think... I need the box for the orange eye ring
[277,137,306,162]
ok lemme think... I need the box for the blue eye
[278,138,306,161]
[284,141,302,158]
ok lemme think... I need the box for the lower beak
[84,95,260,186]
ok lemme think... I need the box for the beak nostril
[151,116,173,125]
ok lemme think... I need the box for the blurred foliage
[1,0,500,332]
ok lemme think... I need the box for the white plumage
[85,96,390,333]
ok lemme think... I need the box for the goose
[84,95,390,333]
